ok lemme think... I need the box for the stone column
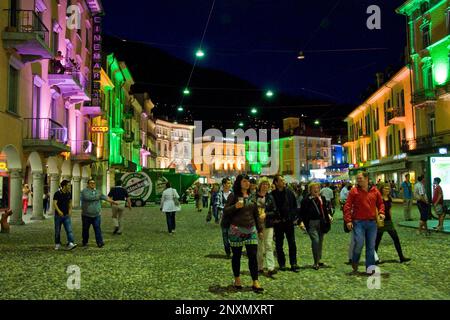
[72,176,81,209]
[31,171,45,220]
[9,169,25,225]
[81,177,89,191]
[49,173,60,215]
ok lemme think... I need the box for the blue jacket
[81,188,108,217]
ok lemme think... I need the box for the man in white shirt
[340,184,351,211]
[320,183,335,214]
[414,175,430,235]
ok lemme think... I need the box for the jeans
[352,220,377,270]
[55,215,75,245]
[82,215,103,246]
[165,212,176,233]
[307,220,324,265]
[202,196,209,208]
[274,221,297,267]
[212,205,219,222]
[349,231,378,262]
[231,244,258,281]
[257,227,275,271]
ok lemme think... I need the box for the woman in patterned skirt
[223,174,264,293]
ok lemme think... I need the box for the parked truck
[116,169,199,207]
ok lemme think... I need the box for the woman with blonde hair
[251,177,277,276]
[299,182,333,270]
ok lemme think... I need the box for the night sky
[103,0,407,126]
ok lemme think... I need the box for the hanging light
[297,51,305,60]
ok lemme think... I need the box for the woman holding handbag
[299,182,333,270]
[160,182,181,235]
[375,183,411,263]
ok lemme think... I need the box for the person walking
[375,183,411,263]
[265,175,300,272]
[400,174,413,221]
[108,181,132,235]
[160,182,181,234]
[432,177,445,232]
[251,177,277,276]
[414,175,430,235]
[223,174,264,293]
[43,186,50,216]
[299,182,333,270]
[22,184,31,216]
[201,184,210,209]
[320,183,335,215]
[194,182,202,212]
[340,183,351,212]
[344,172,385,274]
[81,179,117,248]
[217,177,233,258]
[53,180,77,250]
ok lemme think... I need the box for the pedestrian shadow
[208,284,253,297]
[346,271,391,278]
[204,254,230,260]
[377,259,401,264]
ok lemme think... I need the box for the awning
[367,161,406,173]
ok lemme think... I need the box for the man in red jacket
[344,172,385,274]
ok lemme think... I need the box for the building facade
[397,0,450,179]
[194,136,246,180]
[344,67,416,184]
[0,0,103,223]
[155,119,194,173]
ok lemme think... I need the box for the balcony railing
[413,89,437,106]
[23,118,67,143]
[22,118,70,154]
[402,130,450,153]
[4,9,49,45]
[2,9,51,62]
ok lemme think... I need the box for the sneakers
[97,243,104,248]
[67,243,77,250]
[55,244,61,250]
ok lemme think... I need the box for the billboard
[429,156,450,201]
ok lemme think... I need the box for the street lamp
[183,88,190,96]
[239,122,244,127]
[177,106,184,112]
[314,120,320,125]
[195,49,205,58]
[251,107,258,115]
[297,51,305,60]
[265,90,274,98]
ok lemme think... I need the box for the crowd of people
[189,172,447,293]
[2,170,446,294]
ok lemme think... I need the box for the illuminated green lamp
[177,106,184,112]
[314,120,320,125]
[266,90,274,98]
[195,49,205,58]
[239,122,244,127]
[251,108,258,115]
[434,63,449,85]
[183,88,191,95]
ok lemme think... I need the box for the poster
[429,157,450,201]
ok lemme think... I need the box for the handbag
[172,189,180,207]
[311,197,331,234]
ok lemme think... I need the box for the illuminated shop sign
[91,126,109,133]
[91,16,102,107]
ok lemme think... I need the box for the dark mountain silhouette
[103,34,351,138]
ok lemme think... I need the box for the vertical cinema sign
[91,16,102,107]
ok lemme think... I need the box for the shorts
[434,204,444,216]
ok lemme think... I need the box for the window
[7,65,19,114]
[420,1,429,14]
[52,31,59,56]
[426,67,434,89]
[447,10,450,34]
[430,114,436,136]
[422,25,430,48]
